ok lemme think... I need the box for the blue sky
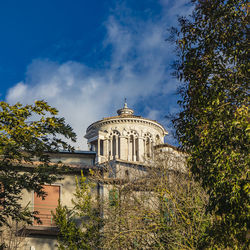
[0,0,193,149]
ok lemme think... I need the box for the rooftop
[86,101,168,134]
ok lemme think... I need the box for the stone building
[8,151,96,250]
[12,103,184,250]
[85,101,167,164]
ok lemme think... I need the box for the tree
[145,151,211,249]
[54,171,102,250]
[55,151,210,249]
[100,168,152,249]
[100,153,210,249]
[0,101,76,229]
[0,218,27,250]
[172,0,249,247]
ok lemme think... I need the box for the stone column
[105,139,109,160]
[138,137,144,162]
[127,136,130,161]
[133,137,136,161]
[149,139,152,157]
[97,138,100,163]
[151,140,154,159]
[110,137,113,159]
[115,135,119,159]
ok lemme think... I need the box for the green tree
[172,0,249,247]
[147,151,211,249]
[54,171,102,250]
[0,101,76,228]
[54,152,210,249]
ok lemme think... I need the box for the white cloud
[7,82,27,100]
[6,1,187,149]
[160,0,193,19]
[146,109,160,120]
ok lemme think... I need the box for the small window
[109,189,118,207]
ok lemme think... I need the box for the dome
[84,102,168,164]
[117,101,134,116]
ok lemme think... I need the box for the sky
[0,0,193,149]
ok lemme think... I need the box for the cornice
[86,116,168,135]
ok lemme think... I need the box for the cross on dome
[124,98,128,108]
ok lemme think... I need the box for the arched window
[130,134,134,160]
[146,137,151,157]
[127,130,139,161]
[112,135,116,157]
[135,137,139,161]
[110,130,120,159]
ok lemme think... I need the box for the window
[146,138,151,157]
[100,140,104,156]
[112,135,116,156]
[34,185,60,227]
[109,189,119,207]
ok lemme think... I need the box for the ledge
[18,226,59,236]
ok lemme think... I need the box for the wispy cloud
[6,1,191,149]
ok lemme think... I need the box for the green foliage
[54,171,102,249]
[156,180,210,249]
[55,154,210,249]
[145,155,211,250]
[0,101,76,226]
[172,0,249,248]
[54,204,88,250]
[108,188,119,207]
[100,154,210,249]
